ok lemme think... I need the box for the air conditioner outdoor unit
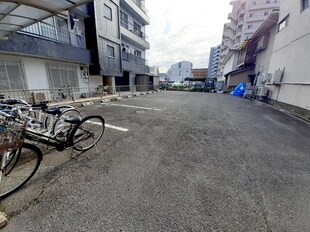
[256,86,269,97]
[256,34,269,52]
[32,92,51,103]
[273,69,284,84]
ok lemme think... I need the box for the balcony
[225,22,236,30]
[224,39,234,48]
[121,0,150,25]
[122,51,148,73]
[249,2,280,11]
[20,21,86,48]
[228,12,237,21]
[235,31,241,39]
[224,30,235,41]
[239,9,245,17]
[120,19,150,49]
[245,27,257,34]
[247,15,268,22]
[237,20,244,28]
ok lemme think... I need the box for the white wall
[167,61,193,82]
[220,52,238,82]
[255,25,277,74]
[1,54,89,90]
[268,0,310,110]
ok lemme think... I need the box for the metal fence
[0,85,161,105]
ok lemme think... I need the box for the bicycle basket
[0,121,24,154]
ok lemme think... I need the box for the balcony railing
[20,21,86,48]
[248,2,279,10]
[120,19,148,41]
[122,51,147,65]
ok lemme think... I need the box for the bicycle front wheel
[69,115,105,151]
[0,143,43,200]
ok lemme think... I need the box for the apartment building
[0,2,93,102]
[120,0,150,89]
[217,0,280,88]
[207,45,221,79]
[0,0,151,102]
[85,0,150,91]
[167,61,193,83]
[192,68,208,79]
[266,0,310,116]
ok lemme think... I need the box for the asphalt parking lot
[2,91,310,231]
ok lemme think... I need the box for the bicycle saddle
[46,108,62,115]
[32,103,48,111]
[64,115,81,124]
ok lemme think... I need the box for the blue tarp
[232,82,246,96]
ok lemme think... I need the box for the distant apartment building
[192,68,208,79]
[217,0,280,88]
[86,0,150,90]
[0,0,151,102]
[167,61,193,82]
[223,0,310,117]
[0,3,93,102]
[207,45,221,79]
[119,0,151,89]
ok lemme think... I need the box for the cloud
[146,0,232,72]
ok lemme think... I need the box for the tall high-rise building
[217,0,280,87]
[208,45,221,79]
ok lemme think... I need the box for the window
[264,11,269,16]
[302,0,310,11]
[107,45,115,58]
[253,1,256,5]
[104,4,112,20]
[266,0,270,3]
[134,50,141,57]
[0,60,27,90]
[120,11,128,29]
[133,22,142,38]
[248,24,253,29]
[249,13,254,17]
[278,15,289,31]
[46,64,79,88]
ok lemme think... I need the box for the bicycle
[0,108,105,200]
[0,111,43,200]
[0,100,81,136]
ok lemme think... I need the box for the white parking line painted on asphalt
[86,121,129,132]
[101,103,162,111]
[105,124,129,132]
[130,98,175,103]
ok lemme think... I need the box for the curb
[54,90,163,107]
[265,102,310,125]
[81,101,94,106]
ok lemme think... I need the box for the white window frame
[104,4,112,21]
[301,0,310,11]
[278,15,289,32]
[46,63,79,89]
[0,59,27,90]
[107,45,115,58]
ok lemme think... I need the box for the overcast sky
[145,0,232,73]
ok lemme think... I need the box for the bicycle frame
[24,124,74,151]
